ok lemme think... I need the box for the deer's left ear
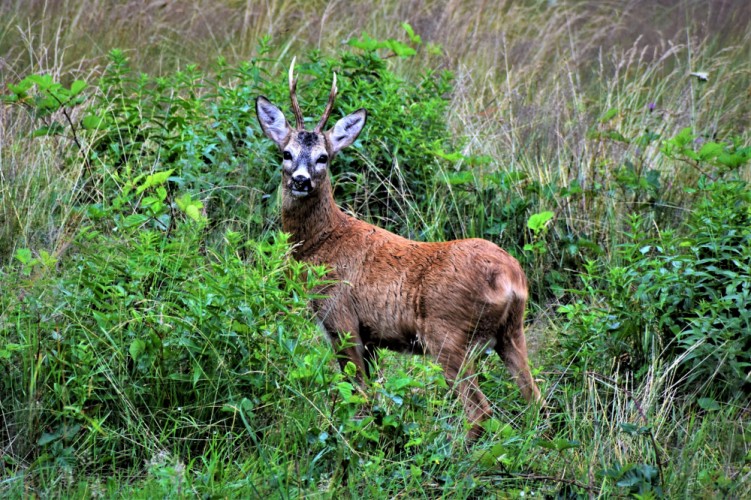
[326,109,367,154]
[256,96,291,148]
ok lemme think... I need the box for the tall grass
[1,0,749,497]
[2,0,749,256]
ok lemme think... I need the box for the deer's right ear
[327,109,367,154]
[256,96,291,147]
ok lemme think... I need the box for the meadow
[1,0,749,497]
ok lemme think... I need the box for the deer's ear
[256,96,291,147]
[327,109,366,154]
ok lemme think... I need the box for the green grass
[1,0,750,497]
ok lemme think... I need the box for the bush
[558,177,751,397]
[1,215,334,471]
[0,32,481,486]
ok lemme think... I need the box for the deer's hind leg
[423,331,492,441]
[494,298,541,403]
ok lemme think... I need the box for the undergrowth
[1,1,750,497]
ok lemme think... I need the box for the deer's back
[303,215,527,345]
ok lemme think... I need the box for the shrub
[558,177,751,397]
[1,217,332,472]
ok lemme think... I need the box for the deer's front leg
[329,329,369,384]
[318,298,369,385]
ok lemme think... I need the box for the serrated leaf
[8,79,34,94]
[185,204,201,222]
[672,127,694,148]
[27,74,54,89]
[698,141,723,160]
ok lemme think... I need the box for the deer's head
[256,59,367,199]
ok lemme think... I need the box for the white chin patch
[290,189,310,198]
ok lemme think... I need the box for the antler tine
[315,72,338,132]
[288,57,305,129]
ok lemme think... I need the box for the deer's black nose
[292,173,309,184]
[291,173,312,193]
[292,174,311,187]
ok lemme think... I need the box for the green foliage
[1,34,457,243]
[600,462,662,497]
[2,73,87,140]
[2,11,751,498]
[1,215,332,472]
[558,177,751,397]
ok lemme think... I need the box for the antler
[288,57,305,129]
[315,72,337,132]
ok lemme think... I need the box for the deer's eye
[316,154,329,164]
[283,151,293,161]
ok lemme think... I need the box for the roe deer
[255,60,541,439]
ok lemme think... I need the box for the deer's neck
[281,181,347,260]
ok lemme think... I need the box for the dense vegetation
[1,0,749,497]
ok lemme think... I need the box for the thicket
[1,9,750,497]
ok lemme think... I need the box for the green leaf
[471,443,510,468]
[137,169,174,194]
[32,122,65,137]
[122,214,149,228]
[536,438,581,451]
[69,79,86,96]
[347,33,382,52]
[402,22,422,44]
[129,339,146,362]
[8,78,34,95]
[386,39,417,57]
[81,114,106,130]
[336,381,354,400]
[343,361,357,378]
[446,171,475,185]
[176,193,205,222]
[673,127,694,148]
[37,431,60,446]
[599,107,618,122]
[697,397,720,411]
[432,148,465,162]
[14,248,32,265]
[527,211,554,234]
[27,74,54,89]
[620,423,639,435]
[185,204,201,222]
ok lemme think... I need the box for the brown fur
[256,70,541,439]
